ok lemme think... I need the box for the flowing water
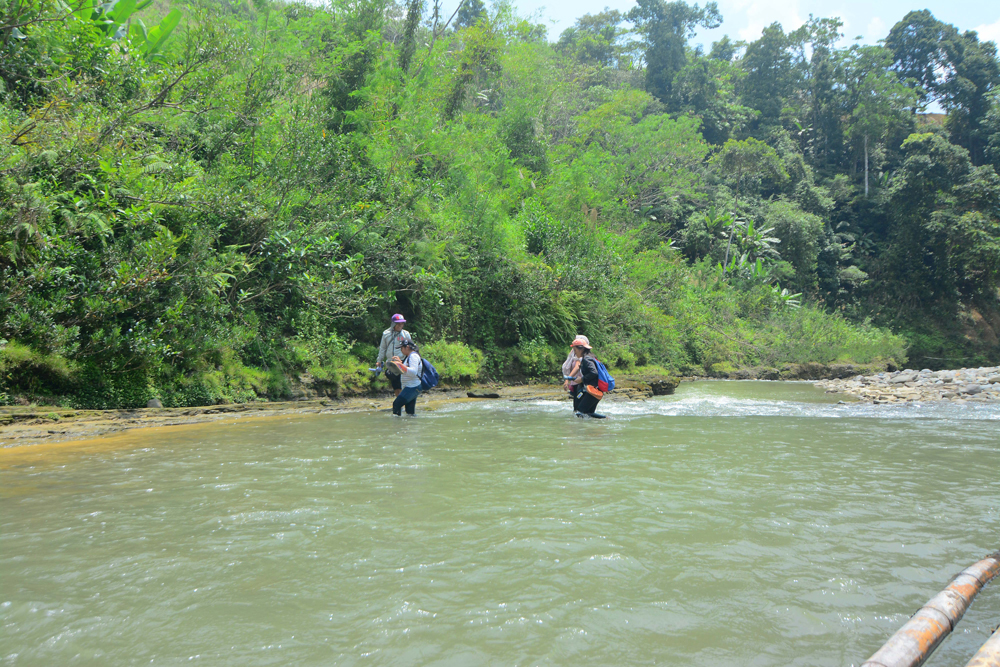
[2,381,999,666]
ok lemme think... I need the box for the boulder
[890,372,918,384]
[650,377,680,396]
[146,398,163,408]
[961,384,983,395]
[988,375,1000,384]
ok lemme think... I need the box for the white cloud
[866,16,885,42]
[974,17,1000,44]
[729,0,804,41]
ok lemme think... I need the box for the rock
[650,377,680,396]
[146,398,163,409]
[961,384,983,395]
[467,392,501,399]
[988,375,1000,384]
[890,372,918,384]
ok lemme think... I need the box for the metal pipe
[964,625,1000,667]
[861,552,1000,667]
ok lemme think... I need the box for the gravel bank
[815,367,1000,403]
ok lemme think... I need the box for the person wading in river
[390,339,423,416]
[375,314,411,397]
[562,334,589,411]
[569,337,603,416]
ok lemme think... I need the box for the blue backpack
[419,357,440,390]
[595,359,615,393]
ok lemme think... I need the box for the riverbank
[0,375,674,448]
[6,363,997,448]
[815,366,1000,403]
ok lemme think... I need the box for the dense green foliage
[3,0,996,408]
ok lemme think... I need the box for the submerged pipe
[964,626,1000,667]
[861,552,1000,667]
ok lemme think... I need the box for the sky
[489,0,1000,49]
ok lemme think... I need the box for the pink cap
[391,314,406,323]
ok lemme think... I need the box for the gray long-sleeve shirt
[376,327,411,368]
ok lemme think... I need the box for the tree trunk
[723,179,740,275]
[864,134,869,197]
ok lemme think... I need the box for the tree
[941,31,1000,165]
[840,45,918,196]
[737,22,801,127]
[885,10,957,106]
[398,0,425,73]
[556,9,628,68]
[710,138,787,272]
[455,0,485,29]
[673,55,755,144]
[626,0,721,106]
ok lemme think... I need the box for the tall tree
[737,23,801,128]
[840,45,917,195]
[556,9,628,68]
[941,32,1000,165]
[455,0,485,29]
[398,0,425,73]
[885,10,957,106]
[627,0,721,107]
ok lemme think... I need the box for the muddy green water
[2,381,999,666]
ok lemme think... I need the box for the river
[2,381,998,666]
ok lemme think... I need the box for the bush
[72,363,153,409]
[421,340,485,384]
[0,340,76,397]
[513,337,561,378]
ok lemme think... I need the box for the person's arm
[394,354,419,377]
[580,357,599,387]
[376,331,389,366]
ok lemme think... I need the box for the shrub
[421,340,485,384]
[513,337,561,378]
[0,340,76,397]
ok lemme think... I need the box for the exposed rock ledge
[815,367,1000,403]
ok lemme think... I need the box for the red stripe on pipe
[862,552,1000,667]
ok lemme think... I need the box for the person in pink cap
[376,314,411,397]
[562,334,589,410]
[568,336,603,416]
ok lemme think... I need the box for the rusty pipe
[964,625,1000,667]
[861,552,1000,667]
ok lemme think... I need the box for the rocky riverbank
[815,367,1000,403]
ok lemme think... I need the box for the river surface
[2,381,999,666]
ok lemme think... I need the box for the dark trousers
[573,386,601,414]
[388,372,402,391]
[393,385,421,415]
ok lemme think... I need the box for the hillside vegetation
[3,0,998,407]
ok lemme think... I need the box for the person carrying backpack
[569,337,605,416]
[390,338,423,416]
[376,314,411,397]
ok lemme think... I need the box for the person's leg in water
[571,385,582,411]
[404,388,419,415]
[392,386,420,415]
[576,390,600,415]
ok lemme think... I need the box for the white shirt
[400,352,422,389]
